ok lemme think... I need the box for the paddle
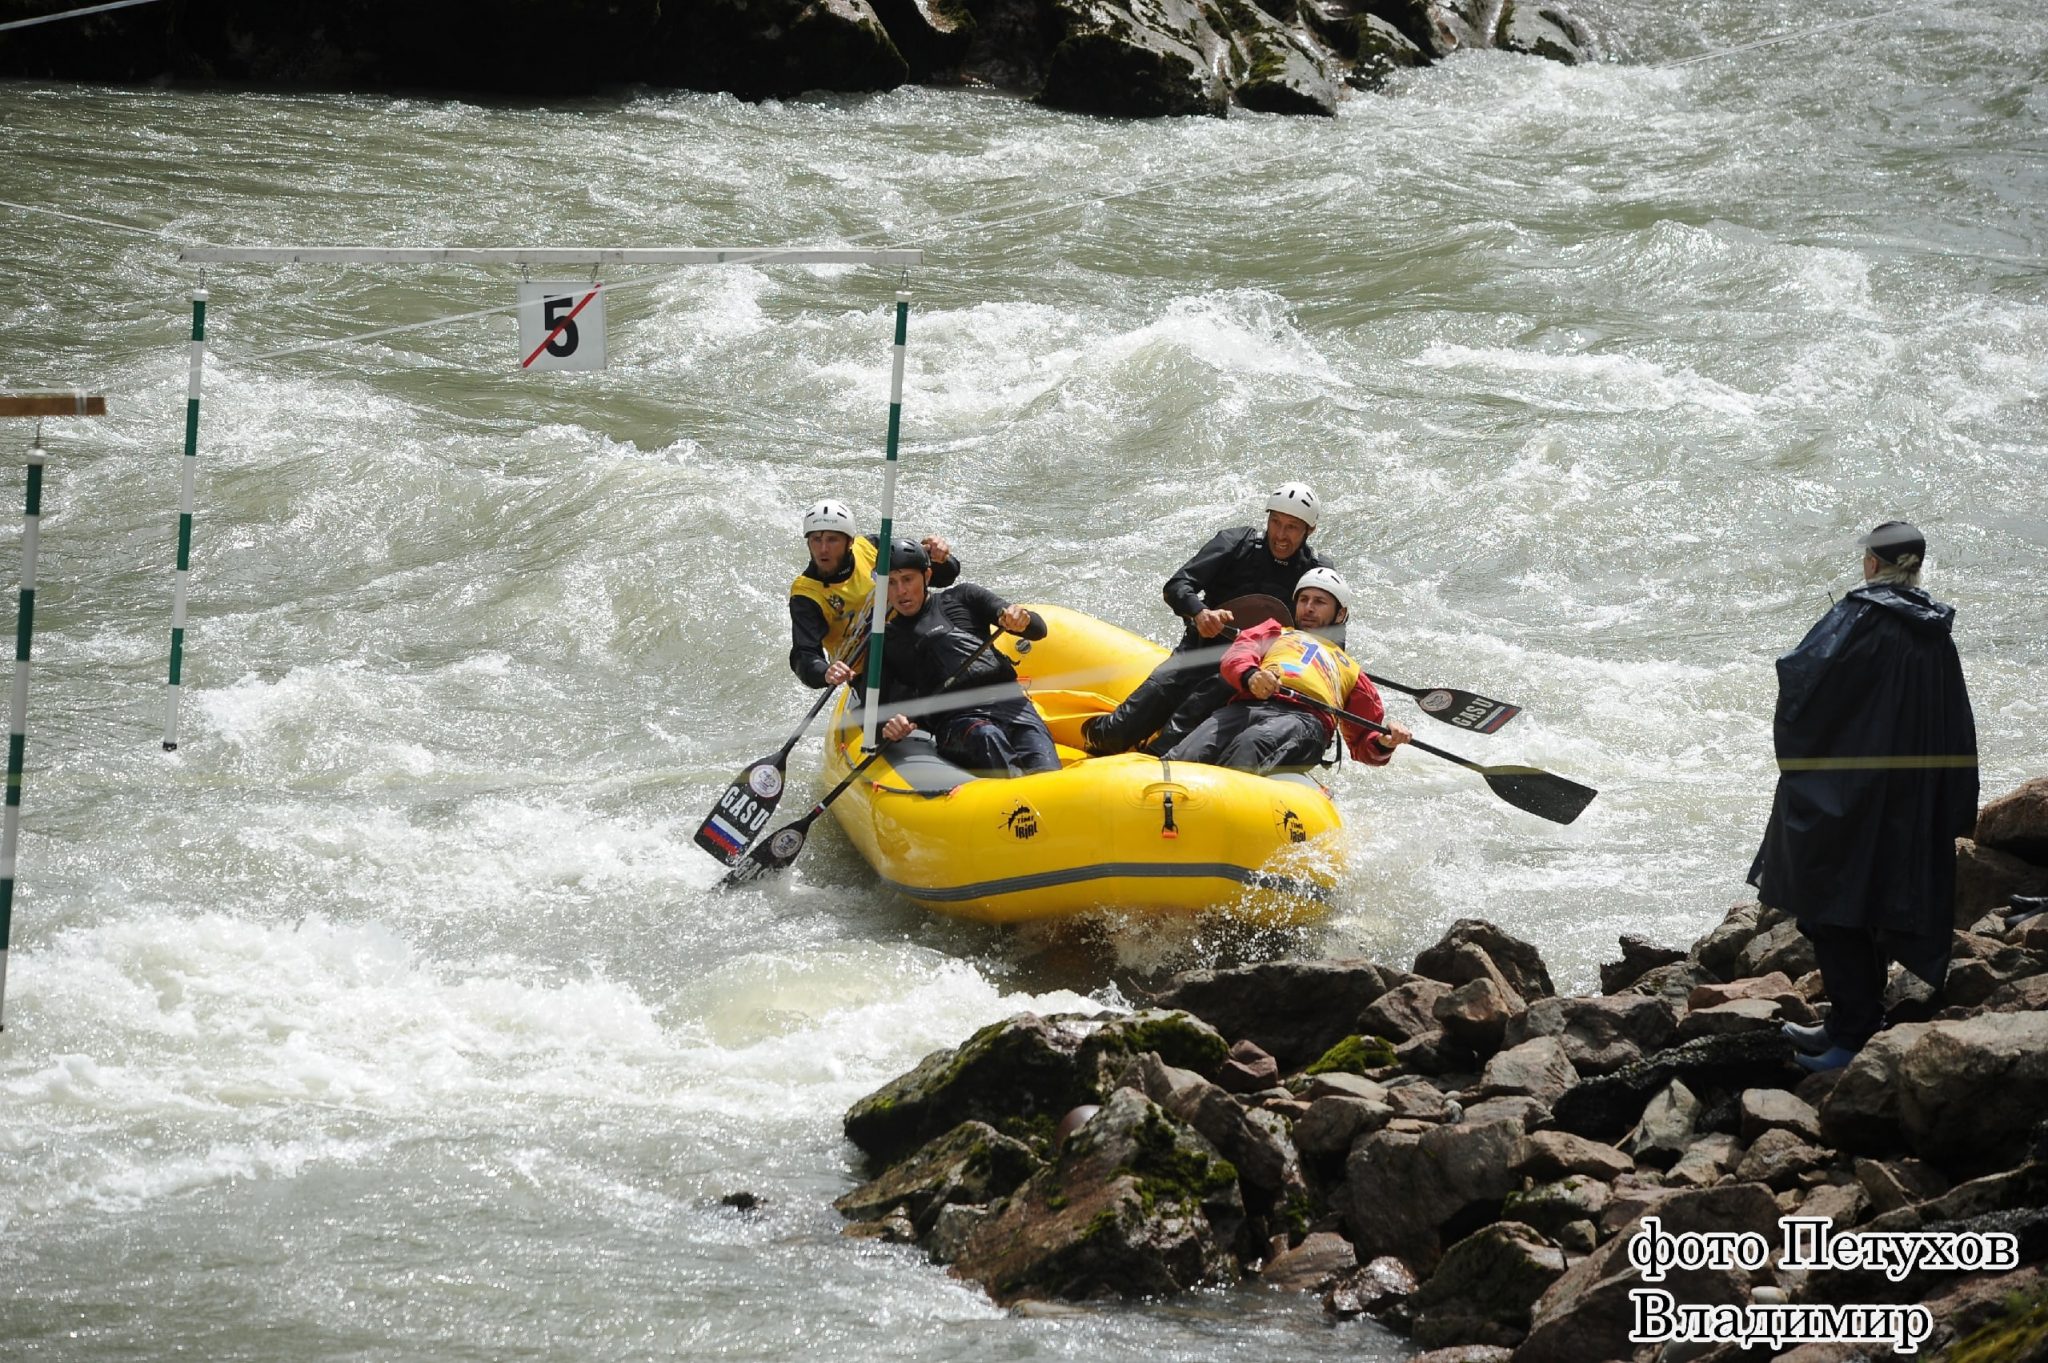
[1278,686,1597,826]
[1211,594,1519,734]
[720,626,1008,887]
[1365,675,1521,735]
[693,610,879,866]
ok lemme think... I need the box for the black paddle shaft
[722,628,1008,887]
[1276,687,1596,826]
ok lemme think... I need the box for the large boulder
[1976,777,2048,864]
[1153,958,1402,1070]
[1515,1182,1780,1363]
[867,0,977,77]
[1415,919,1555,1002]
[1118,1053,1302,1196]
[657,0,911,99]
[1491,0,1594,65]
[1509,994,1682,1076]
[1035,0,1227,116]
[1358,978,1451,1043]
[1820,1014,2048,1171]
[1955,838,2048,926]
[1337,1117,1526,1267]
[1475,1036,1578,1106]
[835,1120,1041,1234]
[1408,1221,1567,1348]
[949,1087,1244,1303]
[1599,935,1687,995]
[843,1010,1227,1167]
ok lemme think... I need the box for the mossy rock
[1947,1286,2048,1363]
[1304,1034,1400,1076]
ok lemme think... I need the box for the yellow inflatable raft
[822,604,1346,925]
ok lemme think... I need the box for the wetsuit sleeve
[789,595,832,688]
[929,550,962,589]
[1013,607,1048,641]
[1341,675,1393,766]
[1163,528,1246,621]
[1220,619,1282,693]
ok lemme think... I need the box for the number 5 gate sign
[516,281,606,371]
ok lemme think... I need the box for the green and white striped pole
[162,286,207,751]
[1,441,48,1029]
[861,289,911,753]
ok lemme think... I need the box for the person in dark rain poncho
[1749,522,1978,1073]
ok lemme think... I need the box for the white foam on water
[1411,341,1760,416]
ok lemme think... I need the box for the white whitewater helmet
[1294,566,1352,613]
[802,499,857,538]
[1266,482,1320,529]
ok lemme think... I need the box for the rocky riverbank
[0,0,1596,117]
[835,776,2048,1361]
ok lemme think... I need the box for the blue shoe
[1794,1045,1858,1073]
[1781,1020,1832,1055]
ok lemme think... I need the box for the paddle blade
[1412,688,1521,734]
[693,759,788,865]
[718,821,812,888]
[1479,765,1598,825]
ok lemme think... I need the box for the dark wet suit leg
[1142,674,1237,757]
[940,698,1061,778]
[1084,640,1225,754]
[1164,702,1324,775]
[1801,922,1888,1051]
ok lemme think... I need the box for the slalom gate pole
[861,288,911,752]
[162,286,207,751]
[1,441,49,1029]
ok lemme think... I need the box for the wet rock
[1512,994,1682,1076]
[1795,1179,1867,1229]
[1394,1029,1478,1076]
[1983,973,2048,1013]
[835,1120,1041,1234]
[1476,1036,1577,1105]
[1976,776,2048,864]
[1323,1253,1418,1319]
[1215,1038,1280,1094]
[1357,978,1451,1043]
[844,1009,1226,1166]
[1155,959,1401,1070]
[1415,918,1554,1002]
[1304,1070,1390,1102]
[1338,1117,1526,1267]
[866,0,975,78]
[1435,976,1519,1055]
[1664,1132,1745,1189]
[1735,919,1818,982]
[1675,997,1785,1042]
[1258,1229,1355,1291]
[1732,1127,1828,1190]
[1853,1156,1950,1215]
[1501,1175,1611,1240]
[1516,1182,1779,1363]
[1460,1094,1549,1130]
[1035,0,1225,117]
[950,1087,1242,1304]
[844,1206,921,1242]
[1599,934,1687,994]
[1227,9,1341,116]
[927,1201,992,1262]
[1118,1053,1299,1195]
[1493,0,1594,65]
[1688,970,1801,1011]
[1409,1221,1566,1348]
[1691,902,1767,983]
[1629,1078,1700,1169]
[1548,1030,1797,1142]
[1956,838,2048,927]
[1738,1087,1822,1144]
[1515,1130,1632,1182]
[1293,1095,1395,1157]
[1820,1013,2048,1170]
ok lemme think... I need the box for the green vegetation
[1947,1286,2048,1363]
[1303,1034,1399,1075]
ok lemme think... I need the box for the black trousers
[1085,640,1229,754]
[1802,923,1889,1051]
[1163,702,1325,774]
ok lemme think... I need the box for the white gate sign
[517,281,606,371]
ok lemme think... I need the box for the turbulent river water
[2,1,2045,1357]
